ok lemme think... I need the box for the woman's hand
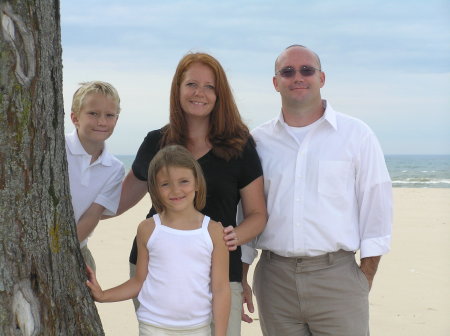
[223,225,238,251]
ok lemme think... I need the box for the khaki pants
[138,321,210,336]
[254,250,370,336]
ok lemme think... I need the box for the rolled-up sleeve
[356,132,393,258]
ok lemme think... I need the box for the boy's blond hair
[147,145,207,213]
[71,81,121,116]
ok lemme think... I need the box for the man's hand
[360,255,381,290]
[241,279,255,323]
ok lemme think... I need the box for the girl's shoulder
[207,219,223,242]
[137,218,156,244]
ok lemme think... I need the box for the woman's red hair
[161,52,250,160]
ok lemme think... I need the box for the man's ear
[319,71,326,88]
[273,76,280,92]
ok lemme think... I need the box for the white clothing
[137,214,213,329]
[66,130,124,247]
[138,321,211,336]
[242,101,392,263]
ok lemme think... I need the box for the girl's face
[179,63,217,121]
[156,166,197,212]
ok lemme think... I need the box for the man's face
[273,47,325,106]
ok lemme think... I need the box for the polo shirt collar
[66,130,113,166]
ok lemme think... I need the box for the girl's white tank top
[136,213,214,328]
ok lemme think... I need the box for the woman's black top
[129,128,263,282]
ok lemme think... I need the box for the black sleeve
[131,129,164,181]
[238,137,263,189]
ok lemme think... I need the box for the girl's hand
[85,265,104,302]
[223,225,238,251]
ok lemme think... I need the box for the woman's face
[179,62,217,120]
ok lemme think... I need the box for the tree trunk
[0,1,104,335]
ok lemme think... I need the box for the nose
[194,86,206,96]
[97,114,107,125]
[293,70,305,82]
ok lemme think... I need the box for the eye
[87,111,98,117]
[159,182,169,187]
[205,84,215,90]
[279,67,295,77]
[186,82,197,88]
[106,113,117,119]
[300,66,315,76]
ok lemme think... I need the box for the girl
[87,145,230,336]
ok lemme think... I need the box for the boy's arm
[209,220,231,336]
[77,203,105,242]
[86,219,152,302]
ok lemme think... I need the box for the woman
[118,52,267,335]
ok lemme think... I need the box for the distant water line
[116,154,450,189]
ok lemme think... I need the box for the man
[241,45,392,335]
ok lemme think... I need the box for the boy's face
[71,93,119,146]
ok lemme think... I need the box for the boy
[66,81,125,271]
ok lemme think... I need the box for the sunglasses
[276,65,321,78]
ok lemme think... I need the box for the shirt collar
[276,99,338,131]
[66,130,113,166]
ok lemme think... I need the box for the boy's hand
[85,265,104,302]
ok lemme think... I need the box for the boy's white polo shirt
[65,130,125,247]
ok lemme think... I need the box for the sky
[60,0,450,155]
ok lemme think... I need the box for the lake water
[116,154,450,189]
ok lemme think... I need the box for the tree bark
[0,1,104,335]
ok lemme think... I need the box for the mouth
[290,85,309,90]
[190,100,207,105]
[169,196,185,201]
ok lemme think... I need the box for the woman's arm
[209,220,231,336]
[86,219,152,302]
[115,170,148,216]
[224,176,267,250]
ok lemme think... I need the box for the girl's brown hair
[162,52,250,161]
[147,145,206,213]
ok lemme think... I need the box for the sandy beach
[89,188,450,335]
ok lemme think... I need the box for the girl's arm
[224,176,267,250]
[209,220,231,336]
[86,219,153,302]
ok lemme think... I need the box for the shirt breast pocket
[318,160,353,197]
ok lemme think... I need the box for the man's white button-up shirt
[243,101,392,263]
